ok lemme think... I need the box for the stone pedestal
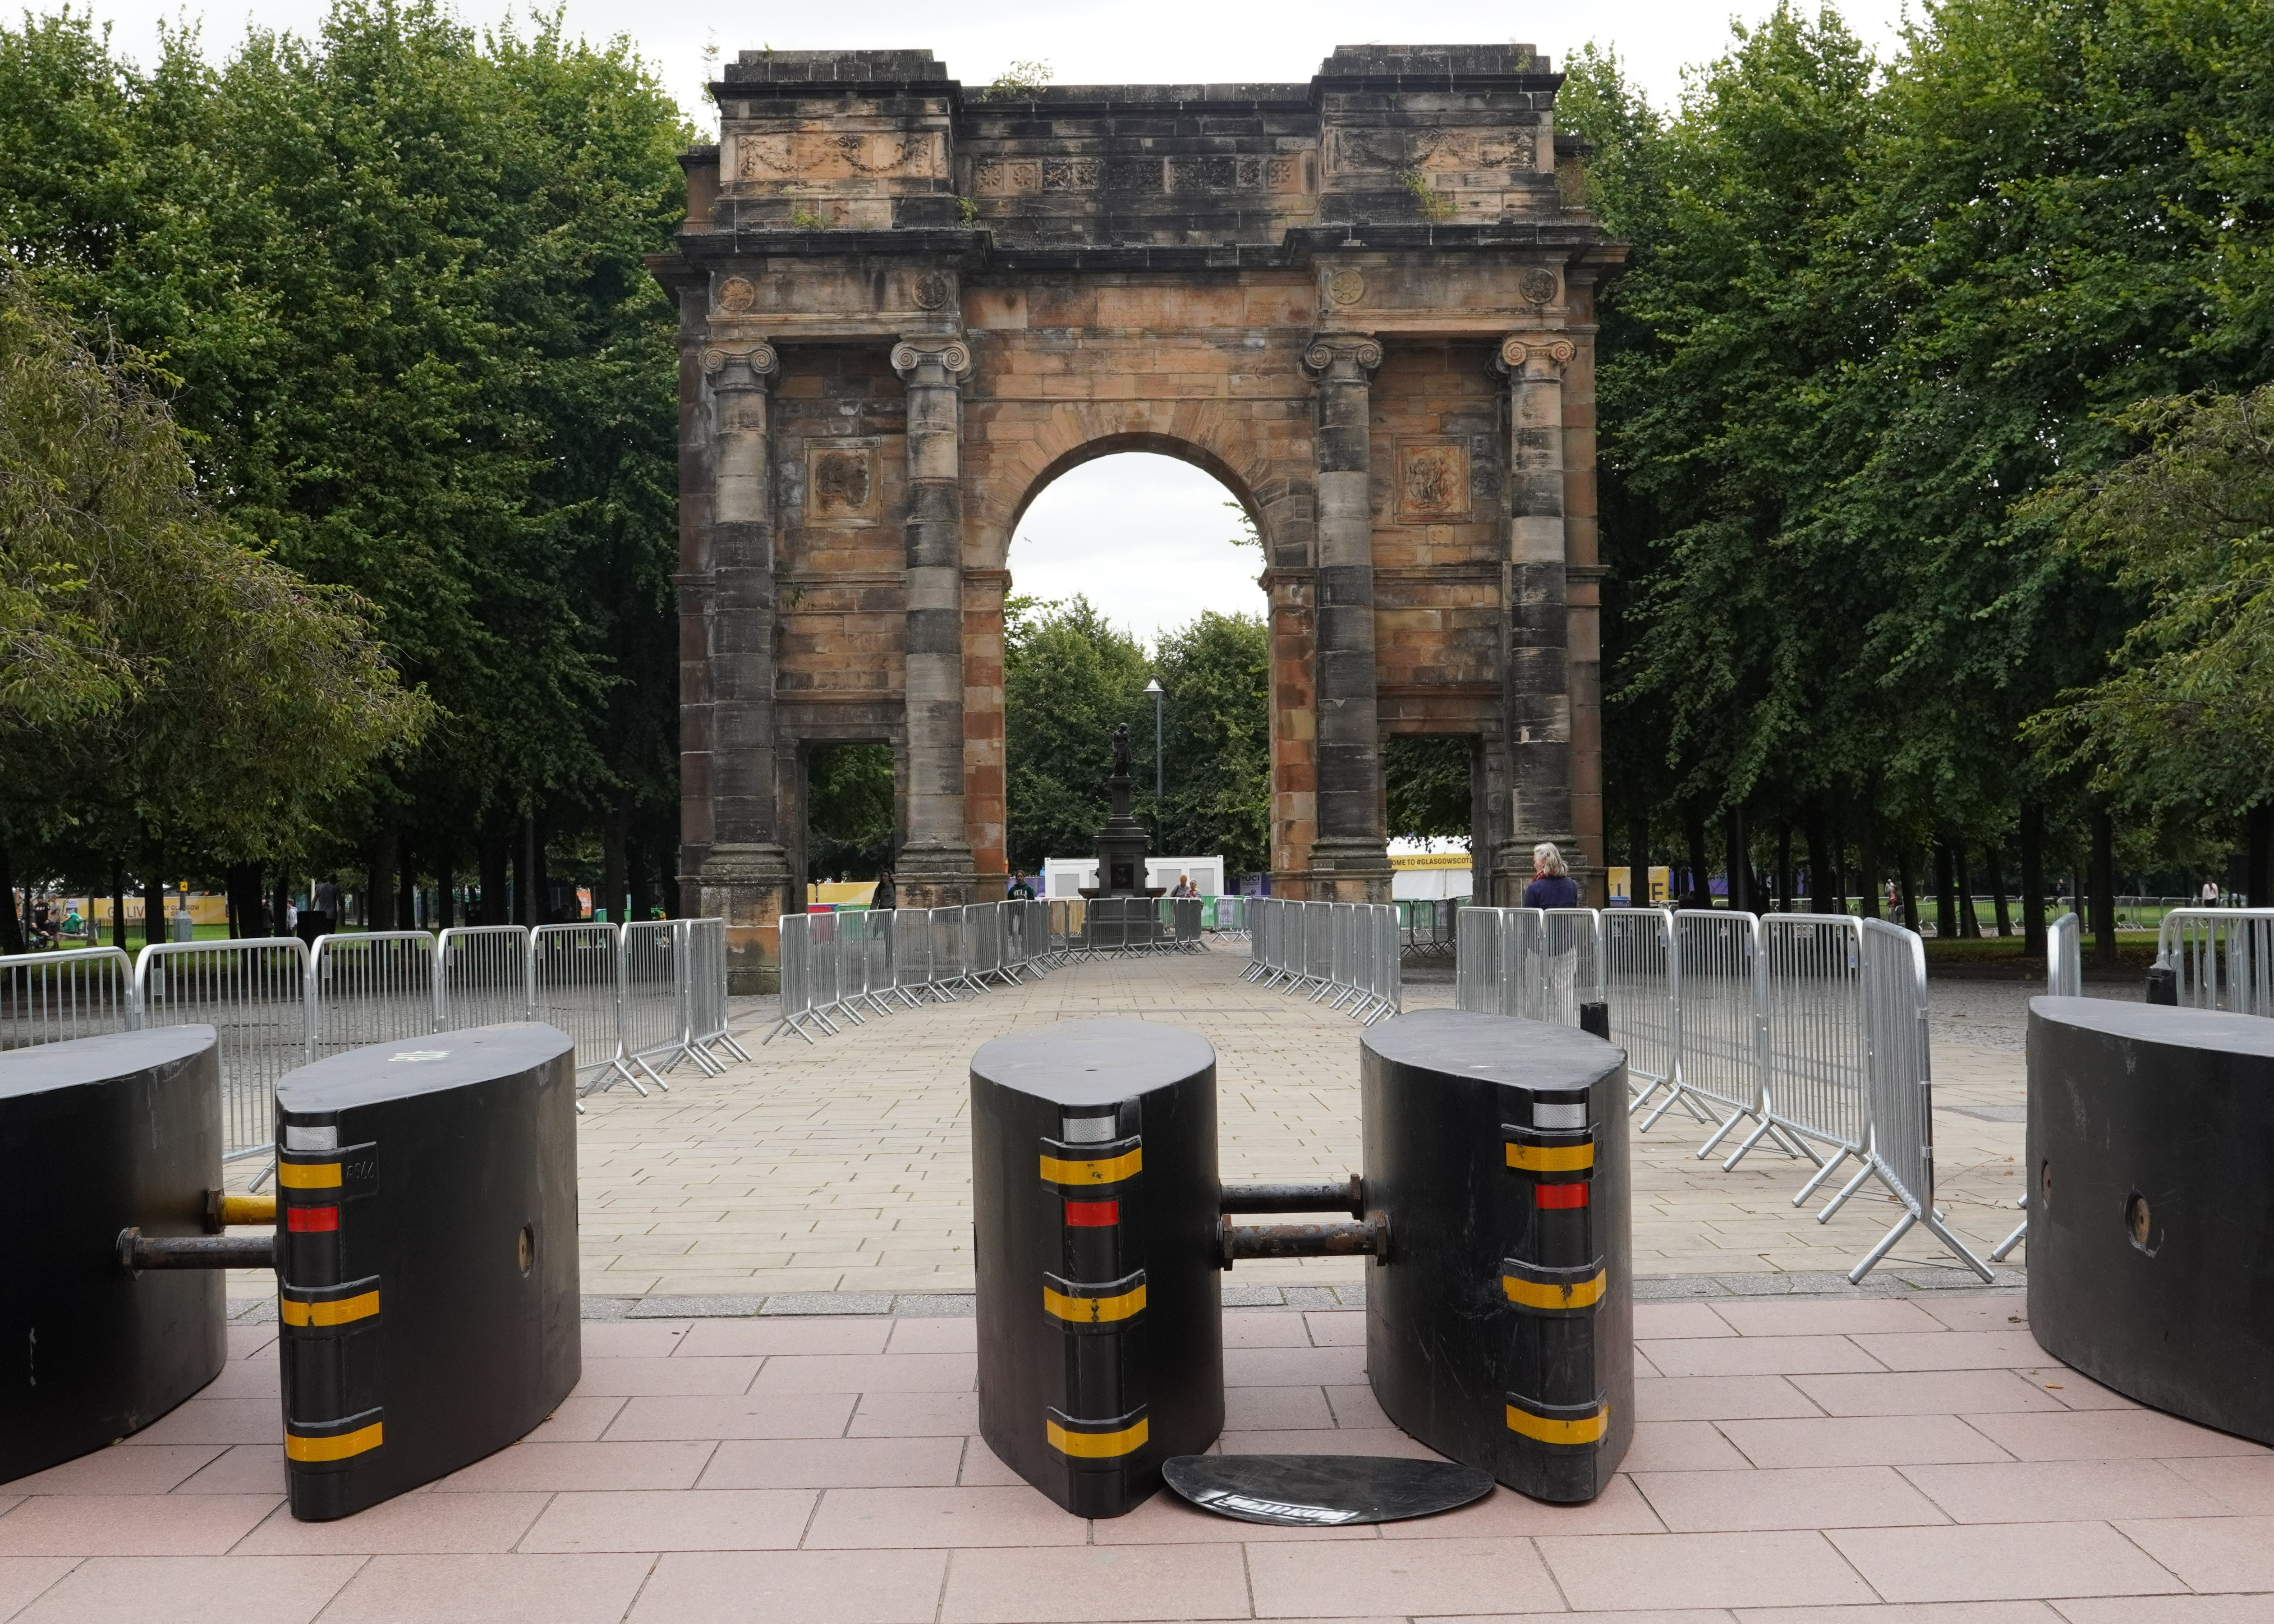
[697,842,795,994]
[1092,773,1153,898]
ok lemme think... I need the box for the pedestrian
[313,875,340,936]
[1007,874,1035,901]
[2203,879,2221,908]
[1522,842,1581,911]
[871,869,896,911]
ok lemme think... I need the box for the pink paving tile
[1089,1490,1381,1544]
[1224,1345,1367,1386]
[519,1487,817,1552]
[572,1356,763,1396]
[1249,1533,1563,1616]
[1917,1294,2031,1333]
[1218,1429,1439,1459]
[1633,1345,1666,1380]
[201,1358,282,1400]
[1735,1606,2061,1622]
[174,1445,285,1496]
[1424,1614,1732,1624]
[1224,1312,1313,1348]
[1635,1301,1740,1339]
[945,1541,1250,1622]
[2018,1368,2143,1411]
[1225,1386,1335,1430]
[1964,1408,2271,1462]
[957,1439,1025,1486]
[700,1437,966,1489]
[1720,1415,2013,1468]
[8,1554,358,1624]
[1379,1473,1667,1538]
[676,1320,896,1358]
[2058,1599,2274,1623]
[1902,1459,2232,1523]
[1539,1529,1878,1610]
[1634,1376,1824,1422]
[430,1440,716,1492]
[0,1494,278,1556]
[1304,1311,1368,1346]
[1792,1370,2070,1416]
[2118,1513,2274,1592]
[1832,1520,2189,1601]
[1707,1297,1946,1337]
[525,1395,629,1443]
[235,1490,551,1554]
[847,1391,978,1437]
[1632,1465,1948,1532]
[749,1353,974,1395]
[315,1552,656,1624]
[804,1485,1086,1549]
[629,1548,948,1624]
[0,1445,222,1496]
[1640,1335,1887,1378]
[0,1559,76,1620]
[1623,1421,1757,1472]
[1323,1384,1392,1429]
[883,1318,976,1353]
[602,1392,858,1441]
[579,1321,693,1357]
[227,1325,278,1361]
[1850,1329,2049,1371]
[2166,1454,2274,1513]
[117,1398,280,1447]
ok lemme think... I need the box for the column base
[1307,837,1395,904]
[1493,834,1599,908]
[696,843,795,995]
[895,842,977,910]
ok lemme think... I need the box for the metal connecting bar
[1218,1215,1388,1267]
[117,1228,276,1273]
[1217,1176,1365,1218]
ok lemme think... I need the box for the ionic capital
[699,341,779,391]
[1301,332,1383,385]
[891,336,974,385]
[1493,335,1576,382]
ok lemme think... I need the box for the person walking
[871,869,896,911]
[313,876,340,936]
[1522,843,1580,911]
[2203,879,2221,908]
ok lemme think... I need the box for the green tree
[1002,596,1150,872]
[1155,611,1270,872]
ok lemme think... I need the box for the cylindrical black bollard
[273,1023,580,1520]
[972,1019,1223,1517]
[2027,997,2274,1445]
[1362,1008,1632,1503]
[0,1027,226,1484]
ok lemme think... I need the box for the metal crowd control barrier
[1244,897,1399,1023]
[763,900,1065,1043]
[1667,910,1776,1161]
[533,922,635,1092]
[136,937,312,1164]
[685,918,751,1067]
[438,925,531,1032]
[1401,897,1460,956]
[310,931,436,1060]
[1604,909,1683,1117]
[2047,911,2081,998]
[622,919,702,1085]
[0,945,136,1051]
[1742,916,1869,1198]
[2155,908,2274,1015]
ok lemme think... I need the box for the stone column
[1493,335,1584,900]
[891,335,976,907]
[694,340,795,991]
[1300,333,1392,902]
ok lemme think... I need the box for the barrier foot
[631,1055,675,1092]
[1923,1209,1997,1282]
[1846,1209,1917,1284]
[1639,1084,1690,1134]
[1768,1124,1822,1165]
[1988,1197,2028,1262]
[1718,1115,1778,1172]
[1695,1107,1746,1160]
[1628,1073,1672,1117]
[715,1033,755,1064]
[760,1018,812,1047]
[1792,1147,1852,1207]
[1815,1159,1878,1224]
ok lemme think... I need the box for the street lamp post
[1144,678,1164,847]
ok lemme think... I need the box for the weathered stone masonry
[652,45,1625,991]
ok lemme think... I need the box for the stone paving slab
[9,1290,2270,1620]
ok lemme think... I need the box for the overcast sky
[78,0,1912,651]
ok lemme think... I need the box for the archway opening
[803,741,894,898]
[1006,452,1270,895]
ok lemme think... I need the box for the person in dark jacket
[1522,842,1580,910]
[871,870,896,910]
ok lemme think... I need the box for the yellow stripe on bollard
[1043,1282,1146,1325]
[284,1421,384,1462]
[280,1290,381,1329]
[1039,1148,1142,1186]
[1503,1141,1594,1173]
[277,1161,343,1189]
[1502,1269,1606,1312]
[1045,1416,1149,1459]
[1505,1403,1608,1446]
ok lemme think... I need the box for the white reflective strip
[1533,1100,1588,1130]
[284,1123,339,1151]
[1060,1113,1118,1143]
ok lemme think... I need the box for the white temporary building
[1043,856,1225,899]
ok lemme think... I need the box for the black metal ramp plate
[1163,1454,1493,1527]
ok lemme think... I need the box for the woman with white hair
[1522,842,1580,910]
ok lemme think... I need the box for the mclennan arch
[653,44,1626,991]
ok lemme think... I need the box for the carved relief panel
[803,440,882,528]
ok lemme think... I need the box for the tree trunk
[519,815,540,927]
[1724,805,1751,914]
[478,828,509,925]
[368,827,397,932]
[270,871,290,943]
[2020,800,2048,957]
[627,837,654,924]
[1804,800,1834,915]
[1682,805,1711,908]
[532,818,552,925]
[1858,797,1881,921]
[1897,849,1920,932]
[396,838,415,931]
[142,840,166,949]
[1954,844,1978,938]
[0,837,23,954]
[602,802,629,924]
[226,862,265,939]
[110,859,127,950]
[2090,810,2118,965]
[1934,838,1957,940]
[2249,802,2272,908]
[1986,844,2012,938]
[1828,795,1847,916]
[435,852,455,929]
[1775,821,1792,913]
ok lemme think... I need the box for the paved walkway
[560,941,2033,1303]
[7,1291,2272,1621]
